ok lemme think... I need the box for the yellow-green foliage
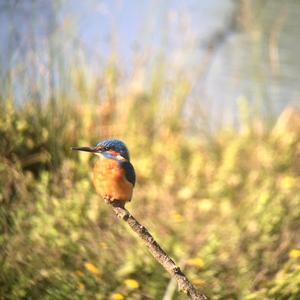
[1,88,300,299]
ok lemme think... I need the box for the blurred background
[1,0,300,299]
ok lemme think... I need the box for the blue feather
[97,139,136,186]
[96,139,130,161]
[120,160,136,186]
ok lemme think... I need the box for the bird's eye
[103,146,109,151]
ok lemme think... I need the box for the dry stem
[106,200,208,300]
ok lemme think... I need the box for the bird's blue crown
[96,139,130,161]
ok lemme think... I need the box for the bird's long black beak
[72,146,97,153]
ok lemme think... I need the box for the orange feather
[92,158,133,204]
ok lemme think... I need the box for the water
[0,0,299,127]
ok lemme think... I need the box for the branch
[106,200,208,300]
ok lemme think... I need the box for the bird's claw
[103,196,112,204]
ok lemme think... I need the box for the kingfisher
[72,139,136,207]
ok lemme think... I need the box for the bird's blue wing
[120,160,136,186]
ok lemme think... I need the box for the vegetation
[1,65,300,299]
[1,1,300,298]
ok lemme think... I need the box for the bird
[72,139,135,207]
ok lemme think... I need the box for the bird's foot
[103,196,125,208]
[103,195,112,204]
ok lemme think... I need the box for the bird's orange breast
[92,157,133,203]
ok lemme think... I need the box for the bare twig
[106,200,208,300]
[163,258,187,300]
